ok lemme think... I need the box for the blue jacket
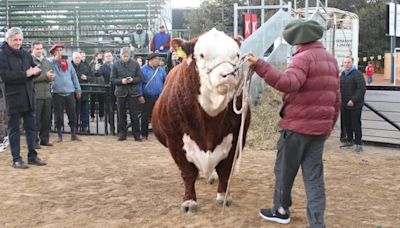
[140,64,167,96]
[49,58,81,95]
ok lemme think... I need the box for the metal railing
[361,85,400,147]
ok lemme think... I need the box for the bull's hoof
[180,200,198,213]
[216,193,234,207]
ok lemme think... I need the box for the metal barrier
[361,85,400,147]
[53,83,115,136]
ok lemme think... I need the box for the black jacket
[0,42,37,115]
[340,68,366,110]
[72,61,94,101]
[110,59,142,97]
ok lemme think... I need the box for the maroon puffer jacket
[254,41,340,136]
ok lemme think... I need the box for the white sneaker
[0,143,5,152]
[3,136,9,148]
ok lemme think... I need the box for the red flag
[244,13,251,38]
[251,14,258,34]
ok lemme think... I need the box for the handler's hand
[347,100,354,107]
[139,96,145,104]
[75,91,81,100]
[247,53,259,66]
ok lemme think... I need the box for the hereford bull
[152,28,251,213]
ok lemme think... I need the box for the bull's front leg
[215,146,236,207]
[169,146,199,213]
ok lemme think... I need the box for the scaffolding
[0,0,171,49]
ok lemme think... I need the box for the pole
[391,0,396,84]
[305,0,309,19]
[234,3,238,37]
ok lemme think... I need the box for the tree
[186,0,243,36]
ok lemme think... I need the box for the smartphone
[97,59,103,64]
[61,55,68,60]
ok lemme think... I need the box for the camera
[97,59,103,64]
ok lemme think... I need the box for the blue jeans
[8,111,37,162]
[76,99,89,128]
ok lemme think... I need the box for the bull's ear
[181,37,198,57]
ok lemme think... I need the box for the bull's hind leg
[215,148,235,207]
[168,146,199,213]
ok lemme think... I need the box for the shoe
[142,136,148,141]
[3,136,9,148]
[134,137,142,142]
[12,160,29,169]
[56,137,63,143]
[35,144,42,149]
[340,142,354,148]
[28,157,47,166]
[40,142,54,146]
[259,208,290,224]
[355,144,363,153]
[80,127,88,133]
[71,135,82,141]
[118,136,127,141]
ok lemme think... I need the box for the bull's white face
[194,28,241,117]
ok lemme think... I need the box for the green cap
[283,19,324,45]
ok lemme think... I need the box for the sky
[171,0,201,8]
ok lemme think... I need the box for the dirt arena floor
[0,134,399,227]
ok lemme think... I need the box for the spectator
[0,81,8,152]
[340,56,366,153]
[135,56,145,67]
[90,52,105,122]
[96,51,115,133]
[365,61,374,85]
[49,43,82,142]
[166,38,185,73]
[0,27,47,168]
[111,47,142,141]
[247,19,340,226]
[150,25,171,53]
[140,53,167,141]
[31,41,55,148]
[131,24,149,54]
[71,52,93,132]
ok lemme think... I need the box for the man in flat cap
[139,52,166,141]
[247,19,340,227]
[48,43,82,142]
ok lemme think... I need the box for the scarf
[58,59,68,72]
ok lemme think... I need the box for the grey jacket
[111,59,142,97]
[33,56,53,99]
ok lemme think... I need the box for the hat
[147,52,160,60]
[49,43,65,54]
[282,19,323,45]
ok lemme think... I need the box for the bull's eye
[200,53,204,59]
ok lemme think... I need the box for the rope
[222,54,253,213]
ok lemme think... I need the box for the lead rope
[223,54,253,213]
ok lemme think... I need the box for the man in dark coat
[111,47,142,141]
[340,56,366,153]
[0,27,47,169]
[72,52,93,132]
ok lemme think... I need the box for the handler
[247,19,340,227]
